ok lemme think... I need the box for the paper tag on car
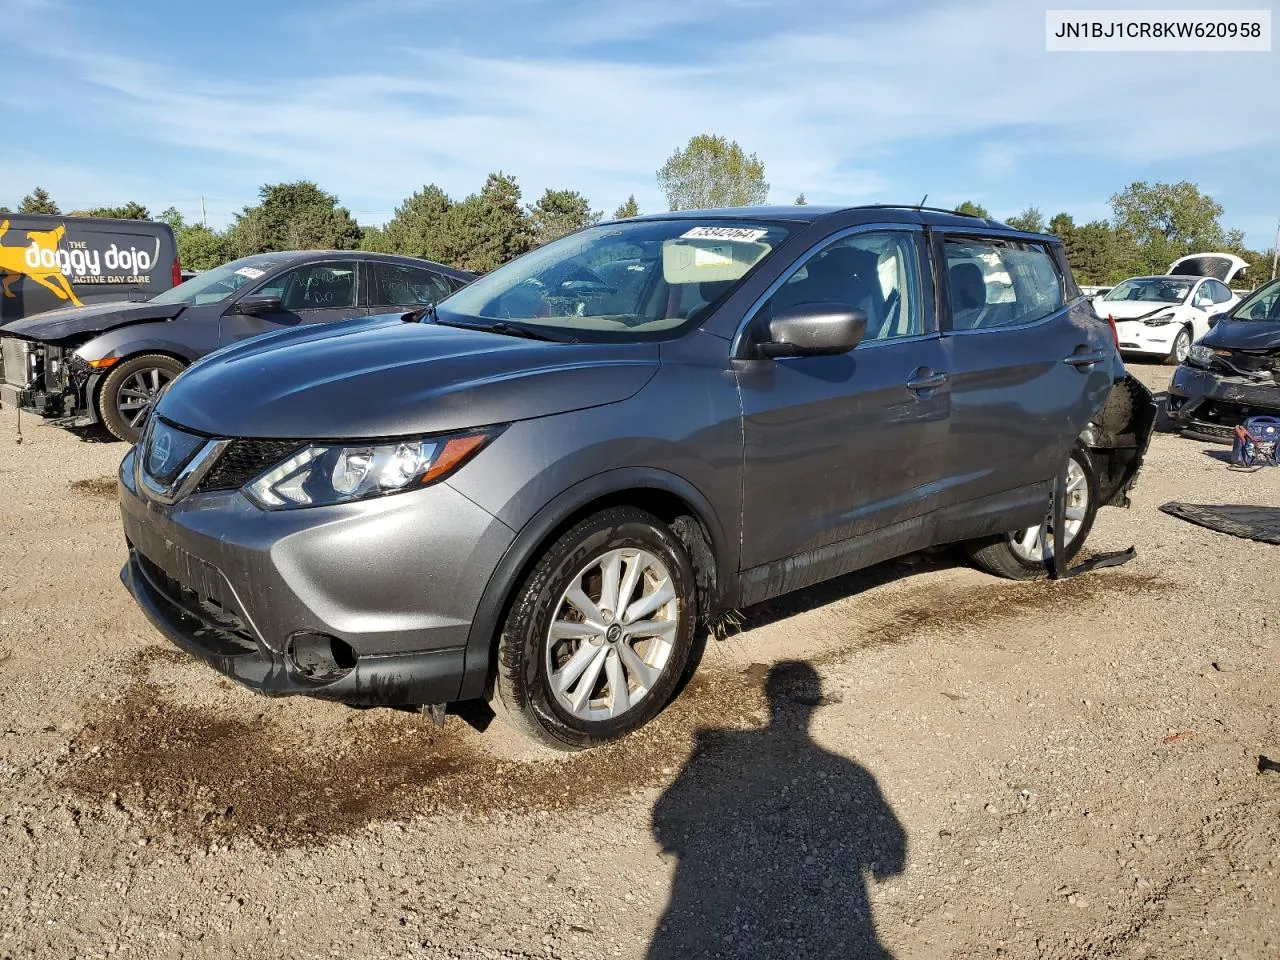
[694,245,733,267]
[680,226,769,243]
[234,267,265,279]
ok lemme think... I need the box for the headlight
[1142,310,1178,327]
[244,429,498,509]
[1186,344,1216,368]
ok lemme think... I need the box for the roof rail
[858,203,990,219]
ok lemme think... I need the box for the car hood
[1097,301,1181,321]
[1199,318,1280,351]
[156,314,661,438]
[0,300,182,343]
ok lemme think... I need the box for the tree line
[4,134,1273,286]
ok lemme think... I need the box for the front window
[437,219,791,340]
[148,255,288,307]
[1103,278,1192,305]
[1231,279,1280,322]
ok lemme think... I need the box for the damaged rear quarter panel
[1080,373,1157,507]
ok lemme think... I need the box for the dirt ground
[0,363,1277,960]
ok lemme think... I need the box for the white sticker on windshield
[680,226,769,243]
[694,245,733,267]
[234,267,265,279]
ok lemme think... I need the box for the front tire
[966,447,1099,580]
[494,507,697,750]
[1165,326,1192,366]
[97,354,185,443]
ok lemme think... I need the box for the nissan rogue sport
[117,205,1154,748]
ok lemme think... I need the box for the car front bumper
[1114,320,1181,357]
[1167,364,1280,442]
[117,448,515,705]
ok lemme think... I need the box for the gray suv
[118,206,1154,748]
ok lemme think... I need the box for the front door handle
[906,369,949,391]
[1064,349,1108,368]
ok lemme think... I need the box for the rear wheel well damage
[1079,373,1157,508]
[463,483,723,702]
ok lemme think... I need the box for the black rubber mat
[1159,502,1280,545]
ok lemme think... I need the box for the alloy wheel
[544,548,680,722]
[1009,456,1089,562]
[116,367,175,429]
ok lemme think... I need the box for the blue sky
[3,0,1278,247]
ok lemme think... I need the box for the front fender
[72,323,201,365]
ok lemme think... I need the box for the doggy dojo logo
[0,219,162,308]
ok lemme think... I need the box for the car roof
[269,250,475,279]
[621,204,1055,240]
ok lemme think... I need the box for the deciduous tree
[226,181,361,257]
[657,135,769,210]
[1005,206,1045,232]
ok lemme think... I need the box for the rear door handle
[906,370,949,391]
[1064,349,1108,368]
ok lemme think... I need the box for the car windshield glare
[1104,278,1192,305]
[436,220,791,340]
[148,255,288,307]
[1231,279,1280,322]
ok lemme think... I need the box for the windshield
[437,219,791,340]
[148,254,288,307]
[1103,277,1192,305]
[1231,279,1280,322]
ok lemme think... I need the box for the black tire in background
[494,507,698,750]
[96,354,185,443]
[965,446,1099,581]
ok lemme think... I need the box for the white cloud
[4,0,1276,236]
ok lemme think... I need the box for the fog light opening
[286,632,358,682]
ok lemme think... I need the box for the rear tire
[493,507,697,750]
[1165,326,1192,366]
[97,354,185,443]
[966,446,1099,580]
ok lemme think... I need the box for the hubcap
[1009,456,1088,563]
[1174,332,1190,363]
[116,367,175,428]
[545,547,680,722]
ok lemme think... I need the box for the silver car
[118,205,1154,748]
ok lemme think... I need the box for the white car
[1092,254,1246,364]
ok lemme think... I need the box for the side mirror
[758,303,867,358]
[235,294,283,316]
[1207,312,1226,328]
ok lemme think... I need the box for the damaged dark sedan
[0,251,475,442]
[1167,277,1280,441]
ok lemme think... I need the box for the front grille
[1,338,31,388]
[195,438,304,493]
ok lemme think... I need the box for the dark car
[117,205,1154,749]
[1167,277,1280,441]
[0,250,475,442]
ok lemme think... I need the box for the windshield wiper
[433,317,578,343]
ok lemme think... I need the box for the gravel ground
[0,362,1277,960]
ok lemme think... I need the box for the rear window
[944,239,1065,330]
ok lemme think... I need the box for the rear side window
[944,239,1065,331]
[372,262,452,307]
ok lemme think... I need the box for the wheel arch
[458,468,733,700]
[90,349,190,432]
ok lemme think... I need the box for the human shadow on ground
[647,661,906,960]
